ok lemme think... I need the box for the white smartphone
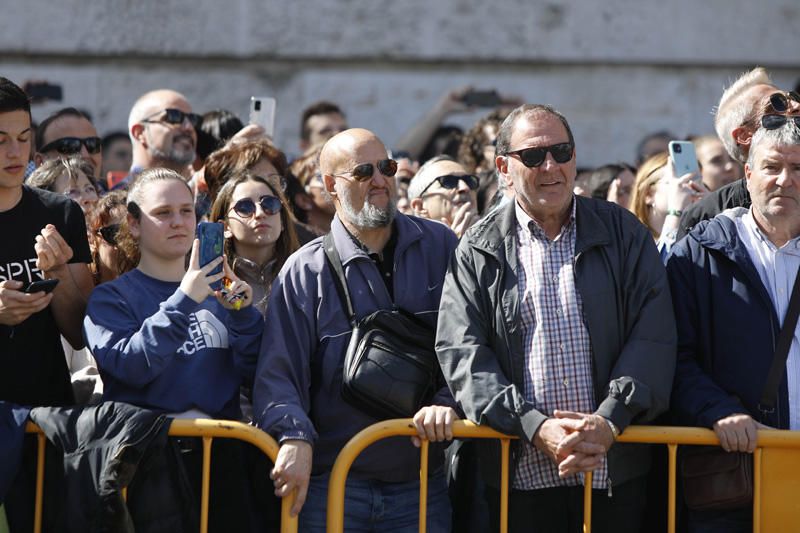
[668,141,700,178]
[249,96,276,138]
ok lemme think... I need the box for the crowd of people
[0,67,799,533]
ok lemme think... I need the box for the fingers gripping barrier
[327,420,800,533]
[24,418,298,533]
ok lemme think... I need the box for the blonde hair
[27,156,96,193]
[630,152,669,238]
[116,168,193,274]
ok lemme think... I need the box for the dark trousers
[486,475,648,533]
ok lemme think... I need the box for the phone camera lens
[673,144,682,153]
[254,101,261,111]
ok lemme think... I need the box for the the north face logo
[177,309,228,355]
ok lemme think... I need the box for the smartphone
[197,222,224,290]
[462,90,502,108]
[24,279,59,294]
[669,141,701,178]
[24,82,63,103]
[249,96,276,138]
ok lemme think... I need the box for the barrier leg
[667,444,677,533]
[500,439,510,533]
[419,440,429,533]
[753,448,762,533]
[33,433,45,533]
[201,436,212,533]
[583,472,593,533]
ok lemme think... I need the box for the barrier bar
[583,472,593,533]
[25,419,298,533]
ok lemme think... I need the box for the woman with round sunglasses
[209,172,299,315]
[27,155,99,214]
[88,190,127,286]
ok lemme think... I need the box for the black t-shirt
[0,186,91,407]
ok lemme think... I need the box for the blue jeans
[299,469,451,533]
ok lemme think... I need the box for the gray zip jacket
[436,197,676,489]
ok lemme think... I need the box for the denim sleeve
[253,263,318,444]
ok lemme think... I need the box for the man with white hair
[668,120,800,532]
[114,89,199,188]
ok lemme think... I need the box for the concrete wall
[2,0,798,165]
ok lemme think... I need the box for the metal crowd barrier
[327,420,800,533]
[24,418,298,533]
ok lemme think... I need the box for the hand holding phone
[669,141,701,179]
[249,97,276,138]
[24,279,59,294]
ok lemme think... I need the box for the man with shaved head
[254,128,459,531]
[114,89,199,189]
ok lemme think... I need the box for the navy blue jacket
[666,209,790,429]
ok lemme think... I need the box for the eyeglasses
[420,174,479,196]
[331,159,398,182]
[761,114,800,130]
[39,136,102,155]
[230,195,283,218]
[142,108,202,129]
[505,142,574,168]
[97,224,120,245]
[768,91,800,114]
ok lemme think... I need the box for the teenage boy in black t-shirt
[0,77,93,407]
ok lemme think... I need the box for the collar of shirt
[339,218,398,263]
[514,197,576,242]
[742,209,800,257]
[232,255,276,285]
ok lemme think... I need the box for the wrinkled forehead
[752,141,800,163]
[421,160,468,181]
[336,137,388,168]
[142,94,192,118]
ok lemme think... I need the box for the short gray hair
[714,67,773,163]
[746,122,800,168]
[495,104,574,158]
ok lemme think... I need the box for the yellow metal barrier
[327,420,800,533]
[24,418,297,533]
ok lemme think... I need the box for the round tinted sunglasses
[332,159,398,182]
[231,195,282,218]
[420,174,479,196]
[97,224,120,246]
[761,114,800,131]
[142,108,202,129]
[39,136,102,155]
[768,91,800,114]
[505,142,574,168]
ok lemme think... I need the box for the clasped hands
[534,410,616,478]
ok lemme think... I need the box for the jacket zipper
[607,477,613,498]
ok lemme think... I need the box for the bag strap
[322,232,356,327]
[759,266,800,413]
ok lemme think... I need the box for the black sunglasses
[231,195,282,218]
[768,91,800,114]
[97,224,120,246]
[420,174,479,196]
[142,108,202,129]
[505,142,574,168]
[332,159,398,182]
[761,114,800,131]
[39,136,102,155]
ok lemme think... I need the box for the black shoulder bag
[681,267,800,511]
[322,233,439,420]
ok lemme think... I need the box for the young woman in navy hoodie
[83,167,263,532]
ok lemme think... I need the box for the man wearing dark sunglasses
[408,155,478,238]
[437,104,676,533]
[255,128,460,528]
[34,107,103,181]
[125,89,197,186]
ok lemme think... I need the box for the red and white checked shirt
[513,200,608,490]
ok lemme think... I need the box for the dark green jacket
[436,196,677,488]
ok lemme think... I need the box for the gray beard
[340,191,397,229]
[149,144,195,167]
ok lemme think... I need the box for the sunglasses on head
[420,174,479,196]
[505,142,574,168]
[332,159,398,182]
[39,136,102,155]
[768,91,800,114]
[142,108,202,129]
[761,114,800,131]
[97,224,120,246]
[231,195,282,218]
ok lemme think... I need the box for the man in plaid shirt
[436,104,676,533]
